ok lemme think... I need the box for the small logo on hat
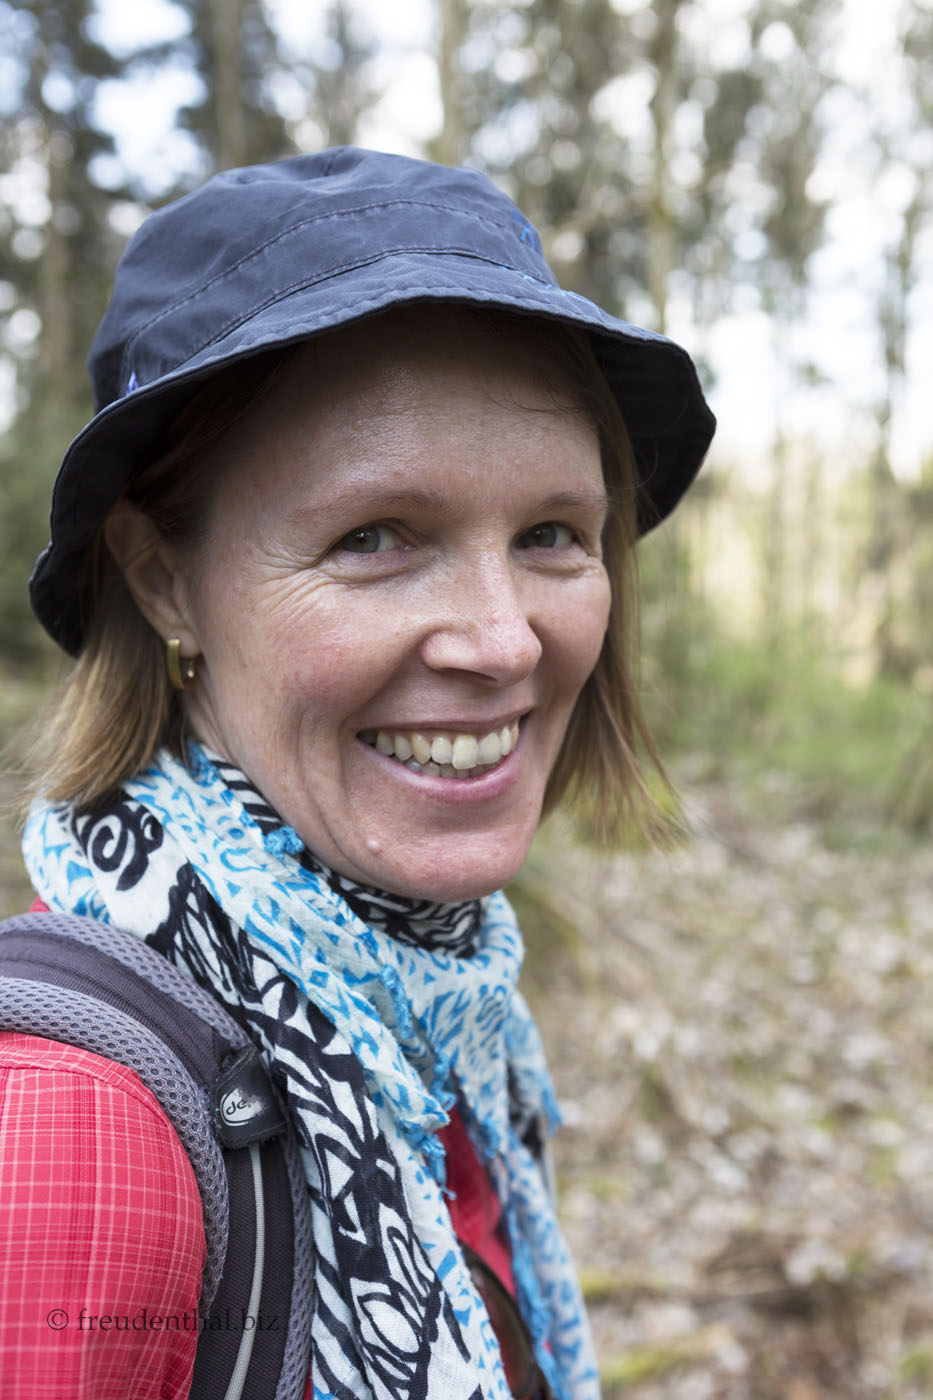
[124,370,139,396]
[511,213,542,252]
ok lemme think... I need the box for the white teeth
[365,720,520,778]
[431,736,453,765]
[477,732,501,765]
[452,735,479,770]
[411,733,432,764]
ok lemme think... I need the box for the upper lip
[359,713,526,734]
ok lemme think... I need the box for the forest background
[1,0,932,1396]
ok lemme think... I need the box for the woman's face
[176,314,611,901]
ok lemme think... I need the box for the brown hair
[31,309,665,841]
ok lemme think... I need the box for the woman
[4,148,714,1399]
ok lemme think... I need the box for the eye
[335,523,402,554]
[516,522,575,550]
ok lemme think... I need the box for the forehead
[208,308,604,512]
[265,305,591,425]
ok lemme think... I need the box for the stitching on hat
[122,249,563,380]
[510,212,542,253]
[119,199,550,383]
[119,263,650,389]
[153,257,605,377]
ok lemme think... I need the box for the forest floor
[2,676,932,1398]
[522,779,933,1400]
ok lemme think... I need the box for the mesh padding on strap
[0,977,229,1306]
[15,911,251,1044]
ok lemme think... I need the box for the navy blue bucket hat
[30,146,715,655]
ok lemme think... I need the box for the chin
[362,834,534,904]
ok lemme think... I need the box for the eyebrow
[282,487,449,529]
[282,484,609,527]
[533,489,610,514]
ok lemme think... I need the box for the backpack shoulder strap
[0,910,313,1400]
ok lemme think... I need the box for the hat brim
[30,250,715,654]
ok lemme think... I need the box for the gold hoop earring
[166,637,197,691]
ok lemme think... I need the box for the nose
[419,553,543,686]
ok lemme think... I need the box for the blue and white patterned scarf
[23,744,600,1400]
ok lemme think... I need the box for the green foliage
[633,475,933,843]
[602,1346,685,1389]
[0,400,89,664]
[645,616,931,840]
[0,673,49,918]
[886,703,933,834]
[898,1346,933,1387]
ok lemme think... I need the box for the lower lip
[358,732,523,802]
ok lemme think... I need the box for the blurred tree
[306,0,378,148]
[733,0,836,639]
[208,0,249,168]
[173,0,292,172]
[863,0,931,681]
[0,0,127,403]
[0,0,129,661]
[645,0,686,334]
[247,0,378,154]
[432,0,469,166]
[875,0,933,827]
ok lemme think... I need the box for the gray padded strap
[0,977,229,1308]
[44,917,254,1045]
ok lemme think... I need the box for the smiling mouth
[359,721,520,779]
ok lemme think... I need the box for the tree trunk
[38,125,73,403]
[434,0,466,166]
[208,0,247,170]
[647,0,681,334]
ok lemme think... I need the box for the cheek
[198,569,374,702]
[260,606,390,718]
[553,573,612,690]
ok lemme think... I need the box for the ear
[104,502,200,655]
